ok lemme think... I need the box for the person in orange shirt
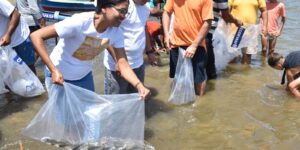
[162,0,213,96]
[260,0,286,57]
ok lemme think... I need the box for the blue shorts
[13,37,35,65]
[44,69,95,92]
[169,46,207,84]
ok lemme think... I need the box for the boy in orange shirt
[261,0,286,56]
[162,0,213,96]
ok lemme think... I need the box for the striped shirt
[210,0,229,33]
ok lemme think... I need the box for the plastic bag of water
[0,46,45,97]
[0,48,9,94]
[22,78,146,148]
[213,19,260,72]
[168,48,196,105]
[0,81,8,95]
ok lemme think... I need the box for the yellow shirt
[229,0,266,24]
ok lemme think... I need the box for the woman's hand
[0,34,11,46]
[51,69,64,85]
[136,82,151,100]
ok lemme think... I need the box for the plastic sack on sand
[0,81,8,95]
[0,48,9,94]
[0,47,11,79]
[0,50,8,94]
[168,48,196,105]
[0,46,45,97]
[213,19,260,72]
[22,78,146,148]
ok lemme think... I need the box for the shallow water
[1,0,300,149]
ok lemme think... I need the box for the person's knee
[262,47,267,51]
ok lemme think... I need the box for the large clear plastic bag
[0,81,8,95]
[0,46,45,97]
[22,78,146,148]
[0,47,11,78]
[0,48,10,94]
[213,19,260,71]
[220,19,260,52]
[168,48,196,105]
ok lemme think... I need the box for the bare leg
[241,48,247,64]
[260,34,268,57]
[246,54,252,64]
[241,47,252,64]
[195,81,206,96]
[242,52,251,64]
[268,37,277,56]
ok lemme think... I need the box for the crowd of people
[2,0,300,147]
[1,0,296,99]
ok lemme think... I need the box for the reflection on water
[2,0,300,149]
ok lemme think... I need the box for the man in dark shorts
[163,0,213,96]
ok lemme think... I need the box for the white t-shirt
[0,0,29,47]
[103,0,150,71]
[16,0,43,27]
[51,12,124,80]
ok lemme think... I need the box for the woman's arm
[30,25,63,84]
[113,47,150,99]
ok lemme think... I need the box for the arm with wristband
[113,46,150,100]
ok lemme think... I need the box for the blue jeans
[44,69,95,92]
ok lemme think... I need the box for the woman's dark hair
[96,0,128,13]
[268,52,283,67]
